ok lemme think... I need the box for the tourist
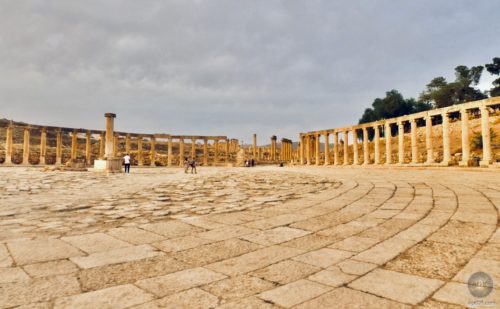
[190,158,197,174]
[123,153,131,173]
[184,157,189,173]
[251,159,255,167]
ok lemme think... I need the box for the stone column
[459,109,470,166]
[425,115,434,164]
[352,129,359,165]
[253,134,257,159]
[363,127,369,165]
[99,132,105,159]
[5,123,13,164]
[410,118,418,164]
[113,134,119,157]
[258,147,262,160]
[167,136,173,166]
[203,138,208,166]
[324,132,330,165]
[213,139,218,164]
[85,131,91,165]
[71,130,77,160]
[442,112,451,165]
[40,128,47,165]
[179,138,185,166]
[480,106,492,166]
[271,136,277,161]
[137,137,143,166]
[306,135,311,165]
[398,121,404,164]
[315,133,320,165]
[374,125,380,164]
[385,122,392,165]
[56,130,62,165]
[104,113,116,158]
[125,134,131,154]
[343,131,349,165]
[150,137,156,166]
[225,139,229,164]
[22,127,30,165]
[191,138,196,159]
[333,131,339,165]
[299,135,304,165]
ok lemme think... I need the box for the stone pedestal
[93,158,123,173]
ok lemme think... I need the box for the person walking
[184,157,189,174]
[123,153,131,173]
[190,158,197,174]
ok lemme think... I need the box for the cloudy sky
[0,1,498,143]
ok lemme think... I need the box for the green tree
[359,90,429,125]
[485,57,500,97]
[419,65,486,108]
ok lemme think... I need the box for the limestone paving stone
[0,267,30,283]
[239,226,311,246]
[61,232,131,253]
[153,235,214,252]
[70,244,162,269]
[201,275,276,303]
[293,248,354,268]
[294,287,411,309]
[140,221,205,238]
[433,282,500,308]
[0,243,13,267]
[215,296,279,309]
[107,227,166,245]
[23,260,78,278]
[453,258,500,287]
[7,238,83,265]
[349,269,444,305]
[428,220,495,247]
[353,236,415,265]
[154,288,220,309]
[197,225,257,241]
[136,267,227,297]
[250,259,321,285]
[307,268,356,287]
[53,284,153,309]
[329,236,380,252]
[336,259,378,276]
[280,233,339,251]
[258,279,331,308]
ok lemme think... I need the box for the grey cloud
[0,0,499,143]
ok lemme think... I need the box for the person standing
[123,153,131,173]
[190,158,197,174]
[184,157,189,173]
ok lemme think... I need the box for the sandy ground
[0,166,498,308]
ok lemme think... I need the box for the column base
[458,160,470,167]
[93,158,123,172]
[440,161,451,166]
[480,160,492,167]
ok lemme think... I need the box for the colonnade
[0,122,237,166]
[280,138,293,162]
[299,98,499,167]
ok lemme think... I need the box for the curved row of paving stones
[0,166,498,308]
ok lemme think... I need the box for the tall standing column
[85,131,91,165]
[374,125,380,164]
[179,138,185,166]
[271,136,277,161]
[203,138,208,166]
[324,132,330,165]
[56,130,63,165]
[315,133,320,165]
[352,129,359,165]
[410,118,418,164]
[213,139,218,164]
[398,121,404,164]
[306,135,311,165]
[460,109,470,166]
[363,127,369,165]
[99,132,105,159]
[167,136,173,166]
[104,113,116,159]
[137,137,143,166]
[113,134,119,157]
[425,115,434,164]
[40,128,47,165]
[442,112,451,165]
[333,131,339,165]
[253,134,257,159]
[225,139,229,164]
[71,130,77,160]
[150,137,156,166]
[480,106,492,166]
[385,122,392,165]
[343,131,349,165]
[191,138,196,160]
[125,134,131,154]
[5,123,13,164]
[299,135,304,165]
[22,127,30,165]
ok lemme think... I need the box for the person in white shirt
[123,154,131,173]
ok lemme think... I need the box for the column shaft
[315,134,320,165]
[343,131,349,165]
[71,130,77,160]
[363,127,369,165]
[225,139,229,164]
[5,124,13,164]
[150,137,156,166]
[99,133,105,159]
[480,106,492,166]
[191,138,196,159]
[213,139,218,164]
[324,132,330,165]
[374,126,380,164]
[40,128,47,165]
[398,122,404,164]
[203,138,208,166]
[442,113,451,165]
[253,134,257,158]
[56,130,62,165]
[137,137,143,166]
[333,132,339,165]
[410,119,418,164]
[85,131,91,165]
[385,123,392,165]
[167,137,173,166]
[22,127,30,165]
[460,109,470,166]
[425,116,434,164]
[125,135,131,154]
[179,138,185,166]
[353,129,358,165]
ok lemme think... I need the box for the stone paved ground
[0,166,498,308]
